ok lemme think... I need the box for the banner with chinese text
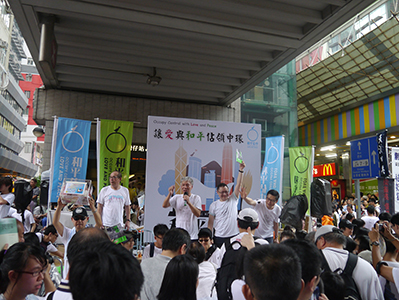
[391,147,399,212]
[377,130,389,177]
[289,146,314,215]
[49,117,91,203]
[96,119,133,193]
[145,116,261,232]
[378,178,395,214]
[260,136,284,204]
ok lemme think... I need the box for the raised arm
[89,197,102,228]
[53,197,66,237]
[162,185,175,208]
[234,161,246,198]
[369,223,395,283]
[240,187,256,206]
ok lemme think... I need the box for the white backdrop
[145,115,261,232]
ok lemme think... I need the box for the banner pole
[355,179,361,219]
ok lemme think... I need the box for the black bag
[149,242,155,257]
[40,180,49,206]
[13,180,33,224]
[215,240,247,300]
[280,195,308,230]
[321,251,361,300]
[311,178,333,218]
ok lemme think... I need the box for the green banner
[289,146,314,214]
[98,119,133,190]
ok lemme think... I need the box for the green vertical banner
[289,146,314,214]
[97,119,133,192]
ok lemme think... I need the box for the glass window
[24,90,30,98]
[24,142,31,153]
[25,74,32,81]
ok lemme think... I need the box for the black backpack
[215,239,248,300]
[321,251,361,300]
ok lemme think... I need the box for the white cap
[238,208,259,223]
[314,225,338,242]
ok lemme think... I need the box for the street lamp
[32,127,45,137]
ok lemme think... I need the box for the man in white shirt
[0,177,14,218]
[208,161,245,248]
[315,225,383,300]
[97,171,131,229]
[53,197,102,278]
[362,205,379,230]
[241,188,281,243]
[162,176,202,240]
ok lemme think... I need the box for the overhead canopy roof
[297,17,399,124]
[10,0,374,106]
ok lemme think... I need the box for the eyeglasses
[218,191,229,194]
[199,238,210,243]
[73,216,86,221]
[18,268,46,277]
[110,176,119,179]
[266,197,277,203]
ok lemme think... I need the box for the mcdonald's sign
[313,163,336,177]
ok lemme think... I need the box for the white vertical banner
[391,147,399,213]
[145,116,261,231]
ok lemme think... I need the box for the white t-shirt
[380,261,399,299]
[361,215,379,231]
[231,279,246,300]
[97,185,130,227]
[322,247,383,300]
[218,232,268,257]
[142,243,162,260]
[197,261,217,300]
[208,246,223,269]
[9,208,35,233]
[254,200,281,239]
[58,226,74,279]
[169,193,202,239]
[209,193,239,238]
[0,193,14,218]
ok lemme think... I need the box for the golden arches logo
[322,163,334,176]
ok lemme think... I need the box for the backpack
[320,251,361,300]
[216,239,246,300]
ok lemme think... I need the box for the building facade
[0,1,36,177]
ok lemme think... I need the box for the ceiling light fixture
[320,145,336,151]
[147,67,162,86]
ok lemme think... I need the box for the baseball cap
[198,227,213,239]
[237,208,259,223]
[314,225,340,242]
[339,219,355,230]
[72,207,88,218]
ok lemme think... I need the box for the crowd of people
[2,169,399,300]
